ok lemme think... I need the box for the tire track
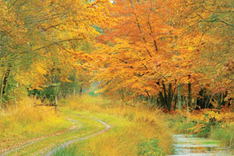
[45,118,111,156]
[0,119,81,156]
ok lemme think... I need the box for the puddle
[169,134,232,156]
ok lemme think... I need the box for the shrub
[138,139,165,156]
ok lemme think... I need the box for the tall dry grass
[0,97,71,150]
[58,95,173,155]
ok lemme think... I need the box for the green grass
[210,125,234,149]
[53,111,169,156]
[168,112,234,153]
[201,140,221,145]
[52,95,173,156]
[7,114,105,155]
[1,95,173,156]
[168,114,196,134]
[0,98,72,152]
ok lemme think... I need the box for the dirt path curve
[45,119,111,156]
[0,119,82,156]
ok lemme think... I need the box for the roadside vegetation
[55,95,173,156]
[0,98,71,152]
[1,95,234,155]
[0,95,173,155]
[169,108,234,151]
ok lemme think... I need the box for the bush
[210,125,234,149]
[138,139,165,156]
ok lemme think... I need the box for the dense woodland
[1,0,234,155]
[0,0,233,110]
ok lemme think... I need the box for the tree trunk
[159,91,165,107]
[54,96,58,113]
[168,83,173,110]
[0,68,11,108]
[188,82,192,107]
[158,83,174,111]
[79,86,83,97]
[178,83,182,111]
[162,83,168,108]
[217,94,222,111]
[1,68,10,95]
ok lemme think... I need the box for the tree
[172,0,234,108]
[0,0,28,107]
[0,0,112,107]
[95,0,184,109]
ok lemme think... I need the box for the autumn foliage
[0,0,233,111]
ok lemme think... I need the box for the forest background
[0,0,234,155]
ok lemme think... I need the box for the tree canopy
[0,0,233,110]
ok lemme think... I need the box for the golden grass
[59,95,173,155]
[0,97,71,150]
[81,123,171,156]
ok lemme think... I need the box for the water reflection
[169,135,232,156]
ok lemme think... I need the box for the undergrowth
[169,109,234,151]
[55,95,173,156]
[0,97,71,150]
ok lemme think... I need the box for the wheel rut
[45,118,111,156]
[1,116,111,156]
[0,118,81,156]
